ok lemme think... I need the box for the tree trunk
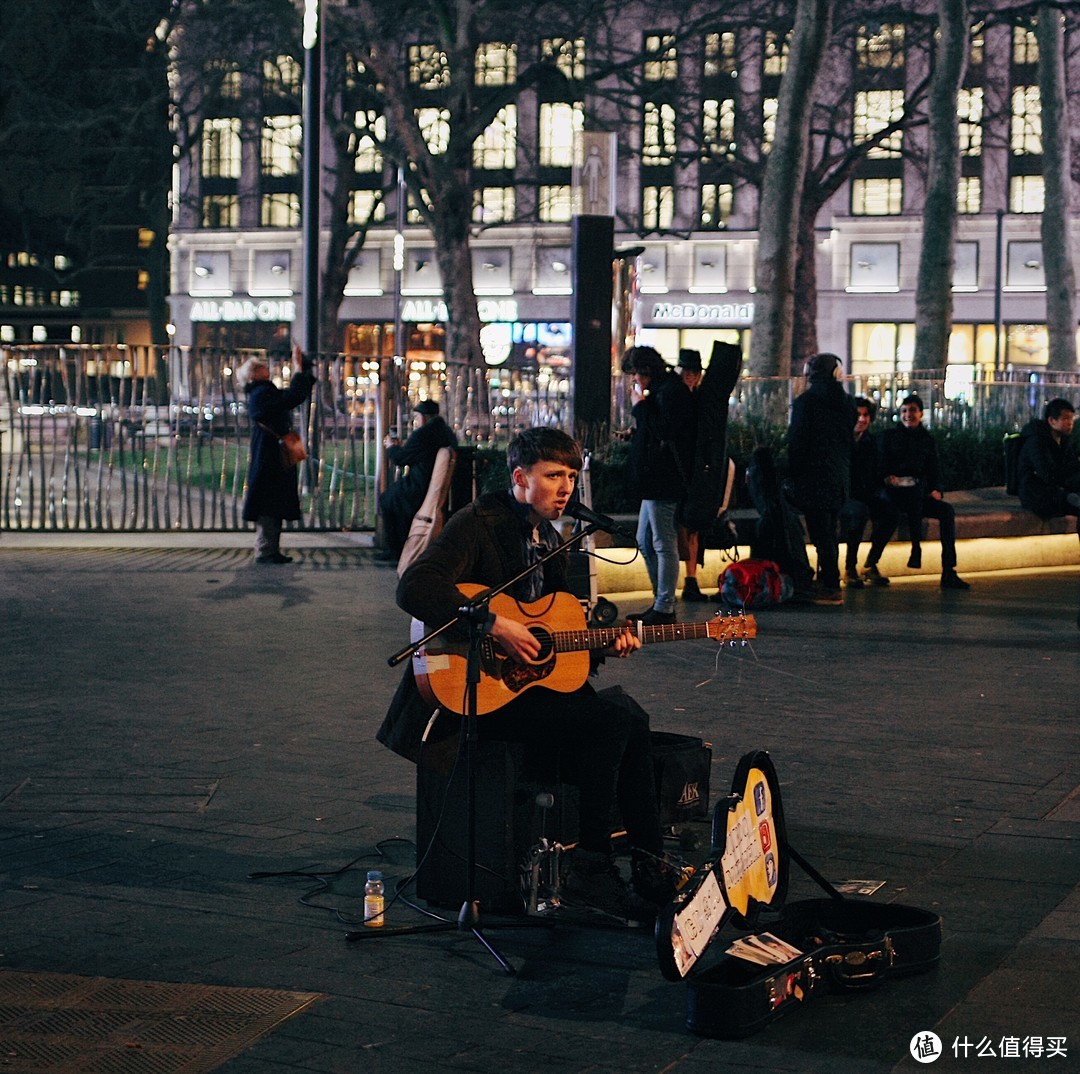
[750,0,834,378]
[913,0,969,372]
[1037,5,1078,372]
[792,195,821,368]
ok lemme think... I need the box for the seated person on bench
[377,427,672,924]
[1016,397,1080,537]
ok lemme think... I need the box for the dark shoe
[563,850,656,925]
[844,570,865,588]
[256,553,292,564]
[681,577,708,602]
[940,570,970,590]
[907,547,922,569]
[626,608,677,626]
[809,586,843,606]
[862,564,890,586]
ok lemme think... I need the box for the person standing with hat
[675,349,707,601]
[378,399,457,560]
[237,344,315,564]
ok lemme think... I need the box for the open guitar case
[655,750,941,1039]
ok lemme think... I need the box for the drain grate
[0,970,322,1074]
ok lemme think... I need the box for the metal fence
[1,343,1078,532]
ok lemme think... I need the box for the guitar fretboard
[552,617,747,652]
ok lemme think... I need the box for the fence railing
[2,344,1077,532]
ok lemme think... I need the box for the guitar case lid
[655,749,942,1039]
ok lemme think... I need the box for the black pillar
[571,215,614,446]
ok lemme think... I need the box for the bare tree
[750,0,834,379]
[1036,3,1078,371]
[912,0,970,371]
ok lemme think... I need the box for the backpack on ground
[717,558,792,609]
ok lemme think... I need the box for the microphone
[563,500,634,538]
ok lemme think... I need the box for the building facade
[165,8,1080,407]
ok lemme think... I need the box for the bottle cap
[367,870,383,881]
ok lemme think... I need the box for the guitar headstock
[706,611,757,643]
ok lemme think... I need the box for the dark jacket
[850,429,884,502]
[787,379,857,510]
[242,370,315,522]
[379,416,458,521]
[879,422,942,495]
[377,491,571,762]
[628,370,696,501]
[1016,418,1080,517]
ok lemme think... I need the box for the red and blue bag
[718,559,792,609]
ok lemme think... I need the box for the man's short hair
[507,427,583,472]
[900,394,924,412]
[854,396,877,420]
[1044,397,1075,421]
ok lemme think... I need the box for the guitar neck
[555,620,715,653]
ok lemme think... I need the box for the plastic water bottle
[363,870,385,927]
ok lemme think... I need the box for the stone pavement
[0,531,1078,1073]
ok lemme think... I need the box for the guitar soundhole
[529,627,554,662]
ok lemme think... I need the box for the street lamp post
[302,0,322,357]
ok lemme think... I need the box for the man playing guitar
[378,426,671,924]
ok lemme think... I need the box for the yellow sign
[720,765,780,916]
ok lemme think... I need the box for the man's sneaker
[862,564,890,586]
[809,586,844,606]
[626,608,677,626]
[681,577,708,602]
[844,570,865,588]
[562,850,657,926]
[907,546,922,569]
[940,570,970,590]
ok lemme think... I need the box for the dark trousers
[840,495,900,572]
[802,507,841,589]
[885,488,958,571]
[479,684,662,857]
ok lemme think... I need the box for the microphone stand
[347,518,603,975]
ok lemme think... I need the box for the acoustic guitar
[412,584,757,715]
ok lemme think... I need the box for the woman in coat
[237,345,315,563]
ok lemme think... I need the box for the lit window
[1012,25,1038,65]
[957,176,982,214]
[762,97,778,150]
[763,30,789,76]
[201,194,239,228]
[1010,86,1041,155]
[264,55,302,97]
[409,44,450,89]
[970,21,985,66]
[703,98,735,155]
[644,34,677,81]
[851,178,903,215]
[260,193,300,227]
[854,90,904,158]
[540,38,585,81]
[643,102,676,165]
[0,326,13,342]
[539,102,583,167]
[201,118,241,179]
[701,184,733,228]
[349,190,387,225]
[416,107,451,154]
[262,115,301,176]
[475,42,516,86]
[406,188,434,225]
[856,23,905,70]
[642,185,674,229]
[473,187,516,223]
[1006,324,1047,366]
[207,61,242,99]
[1009,175,1044,213]
[704,31,737,78]
[957,88,983,156]
[538,185,573,222]
[473,105,517,170]
[354,112,385,173]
